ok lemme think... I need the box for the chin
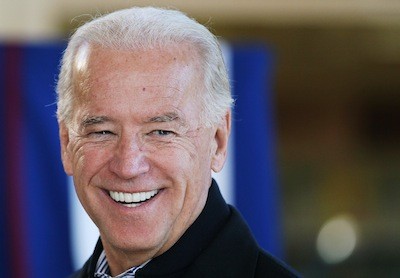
[101,224,171,255]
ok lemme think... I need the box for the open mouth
[109,189,159,208]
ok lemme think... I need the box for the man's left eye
[151,130,174,136]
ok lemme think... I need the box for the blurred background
[1,1,399,277]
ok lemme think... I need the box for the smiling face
[59,44,230,273]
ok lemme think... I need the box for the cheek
[189,135,214,167]
[152,147,193,177]
[72,143,113,179]
[163,138,213,184]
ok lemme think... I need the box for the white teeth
[112,191,120,202]
[109,189,159,206]
[124,192,132,203]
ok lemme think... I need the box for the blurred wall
[1,0,400,39]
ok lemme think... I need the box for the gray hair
[56,6,233,127]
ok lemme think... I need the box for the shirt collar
[94,250,149,278]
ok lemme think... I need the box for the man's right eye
[88,130,115,137]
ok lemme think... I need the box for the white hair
[56,6,233,127]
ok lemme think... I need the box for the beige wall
[1,0,400,40]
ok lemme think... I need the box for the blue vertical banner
[233,44,283,258]
[0,43,73,278]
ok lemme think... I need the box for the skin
[59,43,231,275]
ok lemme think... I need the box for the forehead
[72,44,203,122]
[89,44,197,84]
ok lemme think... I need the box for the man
[57,6,299,278]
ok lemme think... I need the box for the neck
[101,242,154,276]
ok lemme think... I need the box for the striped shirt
[95,250,150,278]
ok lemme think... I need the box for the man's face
[59,44,230,263]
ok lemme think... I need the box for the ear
[59,122,73,176]
[211,110,231,173]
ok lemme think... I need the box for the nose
[109,134,150,179]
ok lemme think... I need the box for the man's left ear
[211,110,231,173]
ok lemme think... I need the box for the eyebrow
[80,116,112,128]
[79,112,184,128]
[146,112,181,124]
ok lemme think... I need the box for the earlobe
[59,123,73,176]
[211,110,231,173]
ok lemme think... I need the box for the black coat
[69,180,300,277]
